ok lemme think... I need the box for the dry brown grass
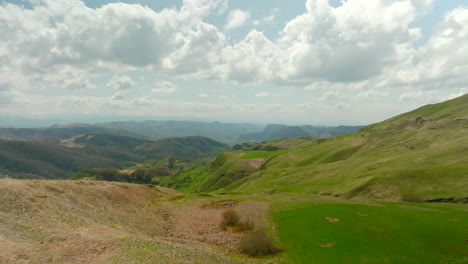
[0,179,275,264]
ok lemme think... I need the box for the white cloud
[271,0,430,84]
[221,30,278,83]
[106,75,135,90]
[0,0,443,89]
[255,91,280,97]
[198,93,209,97]
[255,91,271,97]
[355,89,389,100]
[63,76,96,90]
[304,81,368,91]
[1,0,468,125]
[0,86,29,105]
[399,90,436,101]
[161,22,225,79]
[151,81,177,96]
[316,90,341,101]
[111,91,127,101]
[225,9,250,30]
[388,7,468,91]
[253,8,279,26]
[0,0,229,89]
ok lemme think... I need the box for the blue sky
[1,0,468,126]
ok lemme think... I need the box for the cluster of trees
[71,168,157,184]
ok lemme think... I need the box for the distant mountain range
[0,124,142,141]
[239,124,362,142]
[0,121,363,145]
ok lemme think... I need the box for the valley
[3,0,468,263]
[0,95,467,263]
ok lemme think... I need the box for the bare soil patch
[325,217,340,223]
[244,158,266,169]
[163,201,268,253]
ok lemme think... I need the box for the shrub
[401,193,425,203]
[237,219,255,232]
[220,209,240,230]
[239,229,281,257]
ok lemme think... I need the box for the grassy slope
[205,94,468,200]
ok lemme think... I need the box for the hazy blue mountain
[98,120,264,144]
[0,124,144,141]
[240,124,363,142]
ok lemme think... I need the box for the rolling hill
[183,94,468,201]
[1,134,230,180]
[0,139,143,179]
[135,136,231,161]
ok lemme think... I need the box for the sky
[1,0,468,126]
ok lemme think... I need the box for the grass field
[275,201,468,264]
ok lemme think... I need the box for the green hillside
[135,136,231,161]
[0,139,142,179]
[1,134,230,180]
[189,94,468,201]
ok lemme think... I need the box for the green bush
[239,229,281,257]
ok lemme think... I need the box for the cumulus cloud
[221,30,278,83]
[0,0,227,88]
[161,22,225,79]
[1,0,468,125]
[111,91,127,101]
[389,7,468,91]
[106,75,135,90]
[0,0,450,89]
[63,76,96,90]
[271,0,430,84]
[225,9,250,29]
[151,81,177,96]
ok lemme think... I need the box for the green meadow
[275,201,468,264]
